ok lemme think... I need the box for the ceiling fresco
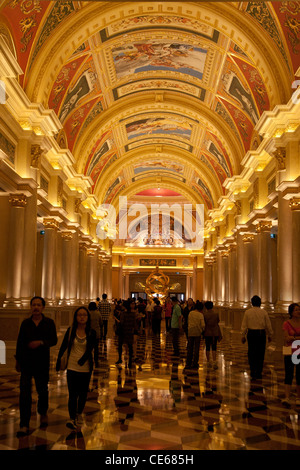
[1,1,299,215]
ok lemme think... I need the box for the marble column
[221,251,229,306]
[87,247,98,302]
[69,232,79,306]
[41,218,59,306]
[20,189,37,307]
[124,273,129,299]
[228,244,237,306]
[289,197,300,302]
[276,193,293,310]
[97,256,103,298]
[4,194,28,307]
[236,232,245,307]
[256,221,273,308]
[78,242,88,304]
[186,275,191,300]
[60,231,73,305]
[242,233,255,306]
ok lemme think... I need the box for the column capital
[61,231,73,241]
[43,217,59,230]
[86,247,97,257]
[289,197,300,211]
[9,193,27,207]
[242,233,255,243]
[255,220,272,233]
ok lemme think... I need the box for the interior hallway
[0,319,299,451]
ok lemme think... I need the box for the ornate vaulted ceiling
[1,1,299,215]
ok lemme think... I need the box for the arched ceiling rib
[1,1,299,214]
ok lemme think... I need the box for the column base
[274,301,291,313]
[3,298,22,308]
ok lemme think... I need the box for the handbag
[59,329,71,371]
[282,345,292,355]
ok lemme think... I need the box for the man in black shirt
[15,296,57,436]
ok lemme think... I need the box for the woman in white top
[56,306,98,430]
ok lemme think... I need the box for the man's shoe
[77,414,84,425]
[115,360,122,365]
[40,414,48,428]
[66,419,77,430]
[17,426,29,437]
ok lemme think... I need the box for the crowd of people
[14,293,300,437]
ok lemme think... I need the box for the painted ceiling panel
[0,1,295,211]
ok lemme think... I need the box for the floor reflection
[1,323,300,450]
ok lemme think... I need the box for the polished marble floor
[0,320,300,451]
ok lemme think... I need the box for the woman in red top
[282,303,300,407]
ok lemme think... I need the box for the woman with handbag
[282,303,300,407]
[56,306,98,430]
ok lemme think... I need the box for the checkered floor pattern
[0,321,300,451]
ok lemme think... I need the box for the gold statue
[135,265,180,301]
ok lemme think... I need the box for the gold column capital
[9,193,27,207]
[242,233,255,243]
[289,197,300,211]
[61,231,73,241]
[43,218,59,230]
[255,221,272,233]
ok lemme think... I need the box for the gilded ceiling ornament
[19,15,37,52]
[284,16,300,54]
[246,2,289,67]
[30,144,42,168]
[74,198,81,213]
[274,147,286,170]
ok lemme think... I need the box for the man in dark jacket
[15,296,57,436]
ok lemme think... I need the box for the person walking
[203,301,221,370]
[116,299,136,368]
[241,295,273,380]
[98,293,111,340]
[182,298,195,339]
[15,296,57,436]
[282,303,300,406]
[152,298,162,336]
[88,301,103,342]
[56,306,98,430]
[164,296,172,333]
[185,301,205,369]
[171,297,182,358]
